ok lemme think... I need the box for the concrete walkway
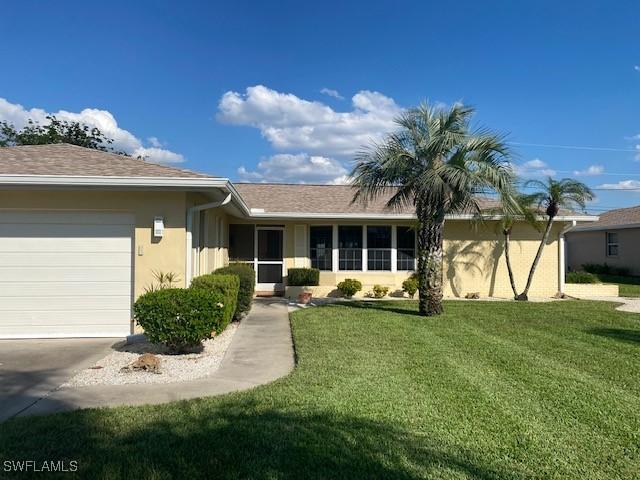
[15,298,294,419]
[583,296,640,314]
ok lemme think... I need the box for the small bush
[337,278,362,298]
[214,263,255,319]
[371,284,389,298]
[582,263,630,277]
[402,276,418,298]
[566,271,598,284]
[288,268,320,286]
[190,273,239,330]
[134,288,226,353]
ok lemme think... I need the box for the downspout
[186,193,232,285]
[558,220,576,294]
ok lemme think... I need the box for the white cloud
[597,179,640,190]
[217,85,401,156]
[513,158,556,178]
[0,98,184,164]
[237,153,349,184]
[320,88,344,100]
[574,165,604,176]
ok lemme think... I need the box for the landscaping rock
[465,292,480,299]
[121,353,162,374]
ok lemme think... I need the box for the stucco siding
[224,217,566,298]
[567,228,640,275]
[0,189,188,299]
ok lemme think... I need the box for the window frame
[366,225,392,271]
[309,225,334,271]
[338,225,363,271]
[396,225,416,271]
[606,231,619,257]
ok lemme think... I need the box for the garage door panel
[0,281,131,297]
[0,295,131,311]
[0,211,134,338]
[0,237,131,252]
[0,266,132,282]
[0,211,134,225]
[0,223,133,238]
[0,252,131,267]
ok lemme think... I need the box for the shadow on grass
[341,300,425,317]
[0,399,520,480]
[588,327,640,345]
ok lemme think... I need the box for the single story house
[0,144,598,338]
[566,205,640,275]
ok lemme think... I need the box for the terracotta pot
[297,291,312,304]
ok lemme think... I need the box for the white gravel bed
[63,322,238,387]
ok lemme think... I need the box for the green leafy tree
[351,103,514,316]
[0,115,123,153]
[515,177,594,300]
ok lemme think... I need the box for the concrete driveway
[0,338,117,422]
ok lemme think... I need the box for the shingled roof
[571,205,640,231]
[0,143,213,178]
[234,183,502,215]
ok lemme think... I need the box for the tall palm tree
[515,177,594,301]
[490,191,540,298]
[351,103,515,316]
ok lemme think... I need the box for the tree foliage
[0,115,124,153]
[351,102,515,315]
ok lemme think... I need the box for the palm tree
[351,103,515,316]
[490,191,540,298]
[515,177,594,301]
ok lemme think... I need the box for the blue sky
[1,0,639,212]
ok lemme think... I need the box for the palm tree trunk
[503,231,518,299]
[516,216,554,301]
[417,207,445,316]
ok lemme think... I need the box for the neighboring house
[0,144,597,338]
[566,205,640,275]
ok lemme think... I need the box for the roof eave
[247,211,598,221]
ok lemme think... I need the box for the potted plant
[287,268,320,304]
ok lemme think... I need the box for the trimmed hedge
[288,268,320,286]
[582,263,630,277]
[402,276,418,298]
[190,273,239,331]
[214,263,255,319]
[134,288,227,353]
[566,271,598,284]
[337,278,362,298]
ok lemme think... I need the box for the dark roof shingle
[572,205,640,231]
[0,143,213,178]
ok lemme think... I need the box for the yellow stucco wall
[0,189,188,299]
[222,217,568,298]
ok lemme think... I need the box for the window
[397,226,415,271]
[310,226,333,271]
[606,232,619,257]
[367,226,391,270]
[229,224,254,261]
[338,226,362,270]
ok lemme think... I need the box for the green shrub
[402,276,418,298]
[566,271,598,284]
[288,268,320,286]
[190,273,240,330]
[583,263,630,277]
[337,278,362,298]
[214,262,255,318]
[134,288,226,353]
[372,284,389,298]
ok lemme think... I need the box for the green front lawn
[2,301,640,479]
[596,274,640,297]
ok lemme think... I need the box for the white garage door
[0,211,134,338]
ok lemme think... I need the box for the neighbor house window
[229,224,255,261]
[310,226,333,271]
[606,232,619,257]
[367,226,391,270]
[338,226,362,270]
[397,226,416,270]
